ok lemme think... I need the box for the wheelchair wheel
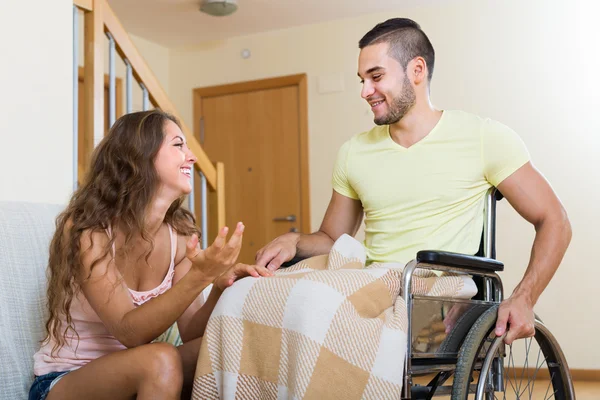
[451,306,575,400]
[438,302,491,355]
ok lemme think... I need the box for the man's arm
[495,162,572,344]
[255,190,363,270]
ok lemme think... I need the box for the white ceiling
[107,0,453,48]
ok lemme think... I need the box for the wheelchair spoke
[527,351,549,399]
[506,344,520,397]
[503,344,555,400]
[516,339,538,398]
[482,337,560,400]
[544,371,558,400]
[518,337,532,394]
[453,308,572,400]
[528,348,543,398]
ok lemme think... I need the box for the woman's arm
[173,259,222,342]
[174,235,272,342]
[79,224,242,348]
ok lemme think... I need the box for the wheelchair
[283,187,574,399]
[401,188,575,399]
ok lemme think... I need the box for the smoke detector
[200,0,238,16]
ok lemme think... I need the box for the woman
[29,110,271,400]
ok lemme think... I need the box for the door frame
[192,74,311,233]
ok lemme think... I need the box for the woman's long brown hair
[44,110,200,354]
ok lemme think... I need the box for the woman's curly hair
[43,109,200,354]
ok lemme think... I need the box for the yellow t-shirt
[332,110,530,265]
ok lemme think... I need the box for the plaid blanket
[192,234,477,399]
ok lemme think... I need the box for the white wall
[0,4,169,205]
[0,1,73,204]
[168,0,600,368]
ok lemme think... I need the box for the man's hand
[186,222,244,280]
[214,263,273,290]
[255,232,300,271]
[495,293,535,345]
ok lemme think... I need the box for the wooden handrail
[82,0,104,177]
[74,0,217,190]
[74,0,225,234]
[73,0,92,11]
[101,1,217,189]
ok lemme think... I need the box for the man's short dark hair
[359,18,435,82]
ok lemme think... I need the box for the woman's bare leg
[47,342,183,400]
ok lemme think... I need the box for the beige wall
[0,0,595,372]
[168,0,599,368]
[0,1,73,204]
[130,34,171,95]
[105,33,171,115]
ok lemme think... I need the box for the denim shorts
[29,371,70,400]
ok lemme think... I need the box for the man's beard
[374,77,416,125]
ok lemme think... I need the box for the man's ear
[409,57,427,85]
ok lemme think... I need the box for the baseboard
[524,368,600,382]
[414,368,600,383]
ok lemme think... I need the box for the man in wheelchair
[253,17,573,399]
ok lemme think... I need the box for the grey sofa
[0,202,64,400]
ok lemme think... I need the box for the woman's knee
[141,342,184,386]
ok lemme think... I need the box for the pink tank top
[33,225,177,375]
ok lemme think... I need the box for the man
[255,18,571,345]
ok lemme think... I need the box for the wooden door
[194,75,310,265]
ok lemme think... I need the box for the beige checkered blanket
[192,234,477,399]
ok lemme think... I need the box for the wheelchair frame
[281,187,574,399]
[400,188,574,399]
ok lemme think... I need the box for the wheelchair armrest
[281,251,505,275]
[280,256,308,269]
[416,250,504,273]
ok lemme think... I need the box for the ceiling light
[200,0,238,17]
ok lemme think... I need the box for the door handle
[273,214,296,222]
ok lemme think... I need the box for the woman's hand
[214,262,273,291]
[185,222,245,281]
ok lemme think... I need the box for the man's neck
[388,103,443,148]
